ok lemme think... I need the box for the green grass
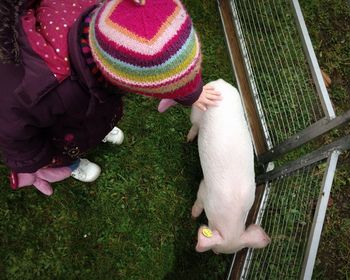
[0,1,233,279]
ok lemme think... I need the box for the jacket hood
[14,4,106,114]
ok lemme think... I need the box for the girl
[0,0,220,195]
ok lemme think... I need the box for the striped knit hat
[89,0,202,99]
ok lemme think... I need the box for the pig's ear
[158,99,178,113]
[241,224,271,249]
[195,227,223,253]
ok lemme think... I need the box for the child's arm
[158,84,222,113]
[192,84,222,111]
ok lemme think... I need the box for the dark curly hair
[0,0,40,64]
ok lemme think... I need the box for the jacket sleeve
[174,79,203,106]
[0,63,64,173]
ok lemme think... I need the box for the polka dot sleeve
[21,0,96,81]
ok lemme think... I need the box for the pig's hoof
[186,135,194,142]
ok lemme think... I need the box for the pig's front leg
[192,180,205,219]
[187,124,199,142]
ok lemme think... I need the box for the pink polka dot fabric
[22,0,97,81]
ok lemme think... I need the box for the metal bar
[240,248,252,279]
[227,183,268,279]
[226,254,236,280]
[258,110,350,163]
[290,0,336,119]
[256,134,350,184]
[229,0,274,151]
[300,151,340,279]
[241,181,271,279]
[217,0,269,155]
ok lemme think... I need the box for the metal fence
[231,0,329,147]
[243,140,348,279]
[218,0,350,279]
[219,0,350,162]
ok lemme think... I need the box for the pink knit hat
[89,0,202,100]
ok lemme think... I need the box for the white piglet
[187,79,270,254]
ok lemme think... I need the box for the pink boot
[10,166,71,196]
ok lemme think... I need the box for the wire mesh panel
[229,0,330,148]
[240,152,339,279]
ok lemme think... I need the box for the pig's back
[198,79,255,201]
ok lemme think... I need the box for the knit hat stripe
[94,16,192,67]
[105,6,181,45]
[97,1,188,56]
[93,39,201,90]
[92,35,201,87]
[90,0,203,98]
[112,69,202,99]
[90,23,197,79]
[100,60,201,95]
[92,37,197,83]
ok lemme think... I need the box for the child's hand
[194,85,222,111]
[133,0,146,5]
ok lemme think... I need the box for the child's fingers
[203,85,215,90]
[196,99,219,111]
[203,86,221,94]
[203,99,220,107]
[203,86,219,92]
[195,102,207,111]
[205,92,222,101]
[203,88,221,96]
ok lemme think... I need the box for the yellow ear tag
[202,228,213,238]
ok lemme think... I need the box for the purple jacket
[0,5,123,173]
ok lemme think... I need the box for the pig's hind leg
[192,180,205,219]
